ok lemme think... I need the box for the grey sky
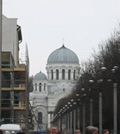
[3,0,120,76]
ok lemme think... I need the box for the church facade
[29,45,80,130]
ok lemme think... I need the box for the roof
[34,71,47,80]
[47,45,79,64]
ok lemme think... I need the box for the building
[30,45,80,130]
[2,15,22,67]
[1,15,29,130]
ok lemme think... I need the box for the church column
[48,69,53,80]
[65,68,67,80]
[45,85,48,93]
[71,70,74,80]
[51,112,53,123]
[73,70,77,80]
[48,112,51,128]
[42,83,44,92]
[53,69,56,80]
[59,69,62,80]
[49,70,51,80]
[49,111,53,127]
[47,70,50,80]
[37,82,39,92]
[66,69,68,80]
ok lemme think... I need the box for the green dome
[34,71,47,80]
[47,45,79,64]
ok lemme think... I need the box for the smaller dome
[34,71,47,80]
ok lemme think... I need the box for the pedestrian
[46,129,52,134]
[75,130,81,134]
[103,129,109,134]
[85,126,98,134]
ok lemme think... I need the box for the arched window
[51,70,53,80]
[39,83,42,92]
[38,112,42,124]
[44,83,46,91]
[35,83,37,91]
[68,69,71,80]
[73,70,76,80]
[62,69,65,80]
[56,69,59,80]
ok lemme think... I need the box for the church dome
[34,71,47,80]
[47,45,79,64]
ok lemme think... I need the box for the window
[35,83,37,91]
[73,70,76,80]
[62,69,65,80]
[56,69,59,80]
[68,69,71,80]
[39,83,42,92]
[51,70,53,80]
[38,112,42,124]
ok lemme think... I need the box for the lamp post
[97,79,103,134]
[76,94,80,129]
[68,101,72,133]
[64,104,69,131]
[66,104,71,131]
[73,101,77,133]
[61,106,66,131]
[98,66,107,134]
[70,99,74,134]
[112,66,119,134]
[89,79,94,126]
[81,88,86,134]
[58,109,62,131]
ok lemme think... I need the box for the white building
[29,45,80,130]
[2,15,22,67]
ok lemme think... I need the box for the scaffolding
[1,51,29,130]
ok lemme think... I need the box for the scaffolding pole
[0,0,2,120]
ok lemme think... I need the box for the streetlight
[76,94,80,129]
[70,99,75,134]
[61,107,67,131]
[112,66,119,134]
[64,104,70,132]
[97,66,107,134]
[89,79,94,126]
[81,88,86,134]
[58,109,63,131]
[68,101,73,133]
[66,103,71,132]
[73,101,77,133]
[97,79,103,134]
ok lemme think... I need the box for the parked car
[0,124,22,134]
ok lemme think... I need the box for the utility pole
[0,0,2,120]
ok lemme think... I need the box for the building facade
[30,45,80,130]
[1,15,29,130]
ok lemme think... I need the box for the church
[29,45,80,130]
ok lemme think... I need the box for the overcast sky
[3,0,120,76]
